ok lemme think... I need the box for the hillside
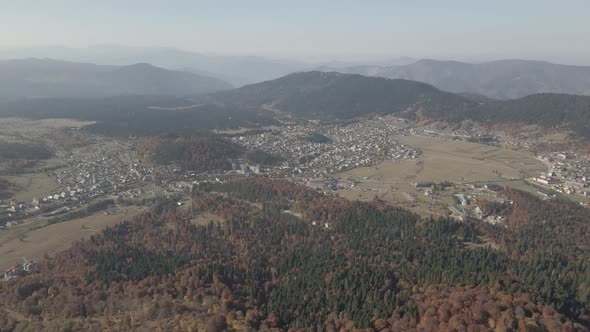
[452,93,590,138]
[205,71,475,119]
[459,93,590,123]
[0,96,275,136]
[322,59,590,99]
[135,135,282,172]
[0,58,232,99]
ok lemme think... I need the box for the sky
[1,0,590,64]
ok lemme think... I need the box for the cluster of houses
[0,138,202,229]
[417,182,510,225]
[1,141,146,228]
[54,141,154,199]
[0,198,41,228]
[231,118,419,177]
[535,152,590,196]
[228,162,262,175]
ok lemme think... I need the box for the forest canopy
[1,178,588,330]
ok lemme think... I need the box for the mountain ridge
[0,46,312,86]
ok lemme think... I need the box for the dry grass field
[190,211,225,226]
[336,135,547,216]
[0,206,143,270]
[343,135,545,183]
[5,172,61,202]
[0,118,94,143]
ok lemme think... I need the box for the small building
[453,194,469,206]
[3,265,24,280]
[416,181,435,188]
[22,260,37,272]
[473,206,483,217]
[249,164,261,174]
[535,175,560,185]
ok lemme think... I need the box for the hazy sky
[2,0,589,63]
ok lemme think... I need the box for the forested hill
[0,96,276,136]
[204,71,476,119]
[205,72,590,139]
[468,93,590,126]
[431,93,590,139]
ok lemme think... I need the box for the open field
[213,125,281,135]
[5,172,61,202]
[339,135,545,184]
[0,118,94,143]
[336,135,547,216]
[0,117,94,130]
[0,206,143,270]
[190,211,225,226]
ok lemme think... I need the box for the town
[229,117,420,177]
[1,134,197,231]
[531,151,590,198]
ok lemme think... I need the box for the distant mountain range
[0,58,232,99]
[0,46,312,87]
[319,59,590,99]
[4,47,590,98]
[0,46,424,87]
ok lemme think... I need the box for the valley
[0,111,583,273]
[4,3,590,331]
[0,65,589,331]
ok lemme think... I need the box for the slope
[205,71,475,119]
